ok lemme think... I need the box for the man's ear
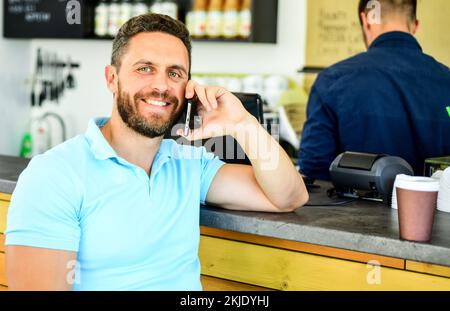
[360,12,371,48]
[105,65,118,94]
[360,12,371,32]
[411,20,420,35]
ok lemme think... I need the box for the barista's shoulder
[319,51,372,80]
[313,51,374,96]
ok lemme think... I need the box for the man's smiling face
[113,32,189,138]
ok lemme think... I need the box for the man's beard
[116,82,183,138]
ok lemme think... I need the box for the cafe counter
[1,155,449,290]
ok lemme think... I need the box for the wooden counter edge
[0,194,11,201]
[200,226,405,269]
[406,261,450,279]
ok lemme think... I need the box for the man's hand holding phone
[177,80,258,141]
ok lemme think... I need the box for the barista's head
[358,0,419,48]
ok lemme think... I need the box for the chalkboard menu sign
[3,0,89,38]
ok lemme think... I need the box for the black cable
[305,199,358,207]
[304,187,359,207]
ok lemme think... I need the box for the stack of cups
[394,174,440,242]
[437,168,450,213]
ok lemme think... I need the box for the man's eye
[169,71,180,78]
[138,67,152,73]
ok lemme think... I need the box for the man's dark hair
[358,0,417,24]
[111,13,192,78]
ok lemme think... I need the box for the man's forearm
[232,116,308,210]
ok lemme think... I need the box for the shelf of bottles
[91,0,278,43]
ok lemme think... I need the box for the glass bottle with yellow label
[223,0,240,39]
[239,0,252,39]
[206,0,224,38]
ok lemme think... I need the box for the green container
[20,132,33,158]
[424,156,450,176]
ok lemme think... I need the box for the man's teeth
[144,99,168,107]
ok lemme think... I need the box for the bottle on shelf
[238,0,252,39]
[223,0,240,39]
[150,0,161,13]
[206,0,224,38]
[131,0,149,18]
[119,0,133,28]
[108,0,121,37]
[185,0,196,35]
[94,0,109,37]
[151,0,179,20]
[187,0,208,38]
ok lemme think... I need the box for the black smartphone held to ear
[184,99,194,137]
[183,97,200,137]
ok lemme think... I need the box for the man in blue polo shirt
[5,14,308,290]
[299,0,450,181]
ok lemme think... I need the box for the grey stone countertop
[0,155,29,194]
[1,155,449,267]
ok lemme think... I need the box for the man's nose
[151,72,169,94]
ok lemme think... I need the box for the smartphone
[184,99,194,137]
[183,97,200,137]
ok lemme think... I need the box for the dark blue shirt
[299,31,450,181]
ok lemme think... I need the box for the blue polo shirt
[299,31,450,180]
[5,117,225,290]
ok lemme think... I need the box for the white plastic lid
[395,174,440,192]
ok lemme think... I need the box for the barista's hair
[111,13,192,78]
[358,0,417,24]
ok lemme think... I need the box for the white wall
[5,0,307,150]
[0,0,32,156]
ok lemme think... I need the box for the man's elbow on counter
[276,191,309,212]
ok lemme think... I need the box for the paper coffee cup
[396,176,439,242]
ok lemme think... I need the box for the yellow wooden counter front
[0,193,449,291]
[0,193,10,290]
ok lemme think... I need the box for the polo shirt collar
[369,31,422,52]
[85,117,117,161]
[85,117,172,168]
